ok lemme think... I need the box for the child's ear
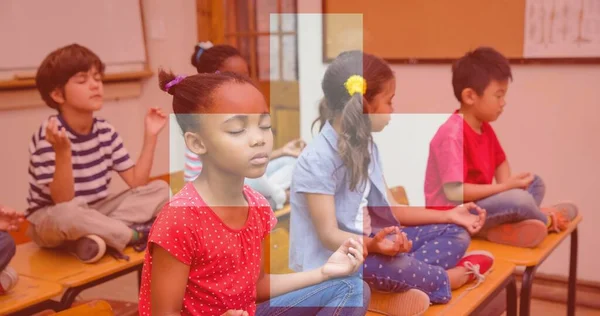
[461,88,478,106]
[184,132,207,156]
[50,88,66,105]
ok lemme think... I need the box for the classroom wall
[298,0,600,282]
[0,0,197,210]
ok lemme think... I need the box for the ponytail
[337,94,373,191]
[320,50,393,191]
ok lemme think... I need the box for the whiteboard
[0,0,146,80]
[524,0,600,57]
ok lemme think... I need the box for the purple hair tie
[215,70,221,74]
[165,75,186,91]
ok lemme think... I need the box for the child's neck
[60,107,94,135]
[331,118,342,134]
[193,164,247,207]
[457,108,483,134]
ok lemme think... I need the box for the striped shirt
[184,147,202,182]
[27,115,134,214]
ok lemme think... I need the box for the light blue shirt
[289,121,400,271]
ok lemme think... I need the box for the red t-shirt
[138,183,277,316]
[425,112,506,209]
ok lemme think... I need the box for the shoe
[368,289,430,316]
[0,266,18,295]
[66,235,107,263]
[541,202,579,233]
[129,218,155,252]
[551,202,579,221]
[484,219,547,248]
[457,251,494,289]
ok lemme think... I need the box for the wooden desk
[0,276,62,315]
[12,243,145,309]
[424,260,517,316]
[468,215,582,316]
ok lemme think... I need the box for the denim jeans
[256,277,370,316]
[363,224,471,304]
[246,156,297,210]
[475,175,548,229]
[0,232,16,272]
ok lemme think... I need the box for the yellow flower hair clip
[344,75,367,96]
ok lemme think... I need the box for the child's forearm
[49,151,75,203]
[131,135,158,187]
[319,226,362,253]
[256,268,326,302]
[461,183,509,202]
[269,147,285,160]
[390,206,452,226]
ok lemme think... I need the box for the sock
[128,230,142,245]
[546,215,553,229]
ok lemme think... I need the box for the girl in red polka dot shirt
[138,70,370,316]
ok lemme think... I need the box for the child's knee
[336,277,371,303]
[532,174,545,188]
[504,189,538,212]
[0,232,16,260]
[144,180,170,194]
[446,224,471,250]
[366,255,412,276]
[42,198,88,225]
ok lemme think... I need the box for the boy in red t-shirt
[424,47,578,248]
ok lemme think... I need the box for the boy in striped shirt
[26,44,169,263]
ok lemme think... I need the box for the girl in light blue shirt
[289,51,494,308]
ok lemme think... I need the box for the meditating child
[26,44,169,263]
[424,46,578,248]
[185,41,305,210]
[138,69,370,316]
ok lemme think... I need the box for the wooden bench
[53,300,114,316]
[422,259,517,316]
[12,242,145,310]
[0,275,63,315]
[469,214,582,316]
[268,227,518,316]
[3,175,170,314]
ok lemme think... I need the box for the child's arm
[305,193,410,256]
[444,171,534,203]
[256,237,362,302]
[305,194,361,250]
[119,108,167,188]
[382,178,485,232]
[390,202,485,233]
[270,139,306,159]
[45,118,75,203]
[443,182,509,203]
[150,244,189,316]
[495,160,511,184]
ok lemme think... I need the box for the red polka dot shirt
[138,183,277,316]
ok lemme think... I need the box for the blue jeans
[246,156,297,210]
[475,175,548,229]
[0,232,16,272]
[256,277,370,316]
[363,224,470,304]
